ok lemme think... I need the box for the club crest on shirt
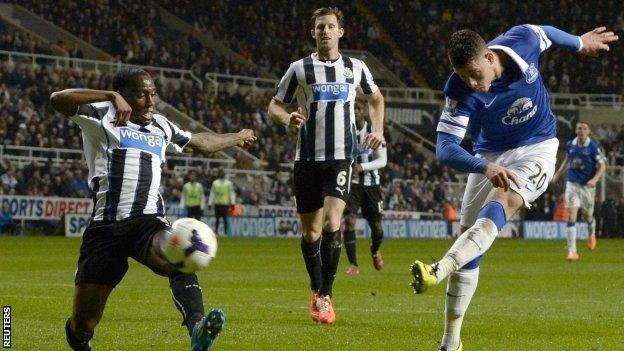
[343,67,354,79]
[525,63,538,84]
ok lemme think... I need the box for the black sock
[370,221,384,255]
[169,271,205,336]
[320,230,342,297]
[343,229,357,266]
[300,237,322,292]
[65,318,93,351]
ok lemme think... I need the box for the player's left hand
[352,163,363,174]
[237,129,257,147]
[586,178,598,188]
[363,131,384,149]
[580,27,619,57]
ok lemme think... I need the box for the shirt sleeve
[161,117,192,153]
[69,103,111,142]
[359,61,379,96]
[436,96,475,140]
[360,144,387,171]
[488,25,545,66]
[273,63,299,104]
[594,144,607,163]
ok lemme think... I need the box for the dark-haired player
[343,98,386,275]
[51,68,256,351]
[268,7,384,324]
[409,26,617,351]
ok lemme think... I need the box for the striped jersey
[70,101,191,222]
[352,121,387,186]
[273,53,379,161]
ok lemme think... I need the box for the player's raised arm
[186,129,256,155]
[535,25,618,56]
[363,90,385,150]
[50,88,132,123]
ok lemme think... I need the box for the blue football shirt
[437,25,557,153]
[566,137,606,184]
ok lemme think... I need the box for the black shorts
[187,206,202,220]
[344,183,383,221]
[294,160,353,213]
[74,215,170,287]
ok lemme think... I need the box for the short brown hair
[448,29,486,68]
[310,7,344,29]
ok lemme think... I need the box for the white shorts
[460,138,559,228]
[565,181,596,216]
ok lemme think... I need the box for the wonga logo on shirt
[119,127,164,156]
[312,83,349,102]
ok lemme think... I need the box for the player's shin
[301,236,322,292]
[343,229,357,266]
[169,271,205,336]
[441,263,480,350]
[320,230,342,296]
[435,201,504,281]
[370,221,383,255]
[566,221,577,252]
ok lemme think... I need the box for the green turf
[1,236,623,350]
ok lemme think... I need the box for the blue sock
[477,201,506,231]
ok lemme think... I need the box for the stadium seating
[369,0,624,93]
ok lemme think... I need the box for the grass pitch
[1,236,623,350]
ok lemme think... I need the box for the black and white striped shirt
[70,101,191,221]
[273,54,379,161]
[353,121,387,186]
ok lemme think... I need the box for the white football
[162,218,218,273]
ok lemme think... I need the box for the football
[161,218,218,273]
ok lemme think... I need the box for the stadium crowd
[156,0,418,86]
[371,0,624,93]
[10,0,259,76]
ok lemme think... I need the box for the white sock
[441,267,479,350]
[589,218,596,236]
[566,224,577,252]
[435,219,497,281]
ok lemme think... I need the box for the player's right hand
[110,91,132,126]
[237,129,257,147]
[288,107,306,129]
[580,27,619,57]
[484,163,522,191]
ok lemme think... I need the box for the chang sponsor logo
[119,127,164,156]
[311,83,349,102]
[501,97,538,126]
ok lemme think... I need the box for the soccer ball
[162,218,218,273]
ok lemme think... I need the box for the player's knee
[323,216,341,232]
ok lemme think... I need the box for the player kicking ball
[552,122,606,260]
[50,68,256,350]
[409,25,617,351]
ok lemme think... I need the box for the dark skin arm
[186,130,256,155]
[49,89,132,123]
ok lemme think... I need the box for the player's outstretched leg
[566,222,579,260]
[191,308,226,351]
[410,201,504,294]
[439,259,480,351]
[370,220,384,271]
